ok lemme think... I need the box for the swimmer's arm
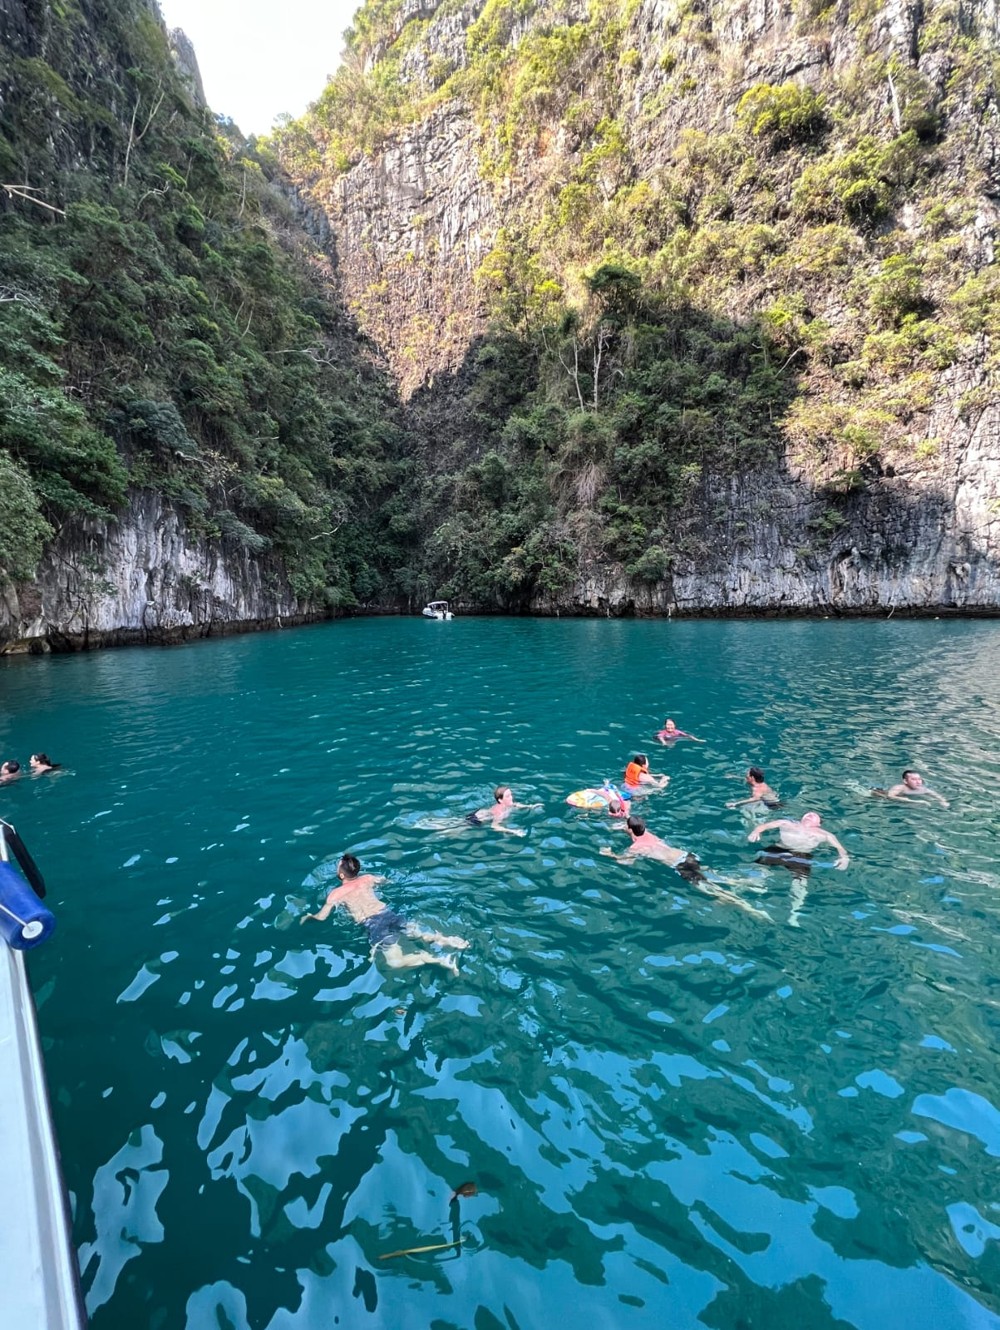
[600,846,633,863]
[301,883,351,922]
[823,832,850,869]
[925,788,949,807]
[747,820,783,842]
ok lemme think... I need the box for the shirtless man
[656,719,705,744]
[623,754,669,792]
[301,854,468,974]
[884,770,949,808]
[468,785,541,835]
[727,766,780,810]
[748,811,849,871]
[0,760,21,783]
[602,817,769,918]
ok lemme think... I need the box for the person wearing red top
[656,718,705,744]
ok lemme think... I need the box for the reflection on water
[4,618,1000,1328]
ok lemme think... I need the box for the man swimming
[623,754,669,792]
[300,854,468,974]
[602,817,769,918]
[616,815,704,879]
[748,811,849,872]
[0,760,21,782]
[883,770,949,808]
[655,719,705,744]
[727,766,780,810]
[468,785,541,834]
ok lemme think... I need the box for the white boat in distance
[422,601,454,620]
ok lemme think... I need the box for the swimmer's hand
[300,913,316,924]
[835,855,849,871]
[599,846,617,857]
[747,827,763,842]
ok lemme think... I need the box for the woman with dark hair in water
[29,754,61,773]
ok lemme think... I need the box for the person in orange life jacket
[623,754,669,792]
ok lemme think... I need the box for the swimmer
[565,783,631,817]
[29,754,61,773]
[602,816,769,918]
[301,853,468,974]
[882,770,949,808]
[623,754,669,792]
[0,760,21,783]
[727,766,780,810]
[655,718,705,744]
[608,814,705,878]
[748,811,849,872]
[468,785,541,835]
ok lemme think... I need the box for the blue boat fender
[0,860,55,950]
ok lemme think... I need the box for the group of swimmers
[0,754,60,782]
[301,714,950,969]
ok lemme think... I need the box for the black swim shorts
[364,910,406,948]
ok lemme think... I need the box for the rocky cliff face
[4,0,999,642]
[288,0,1000,616]
[0,0,405,650]
[0,493,317,652]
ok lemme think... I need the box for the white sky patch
[157,0,358,135]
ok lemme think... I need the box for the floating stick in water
[379,1236,466,1260]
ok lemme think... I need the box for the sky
[156,0,359,135]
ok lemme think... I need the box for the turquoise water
[4,617,1000,1329]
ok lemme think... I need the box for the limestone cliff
[279,0,1000,615]
[0,0,407,650]
[0,494,317,652]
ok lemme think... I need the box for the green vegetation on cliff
[0,0,407,604]
[274,0,999,608]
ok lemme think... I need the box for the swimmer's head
[633,754,649,768]
[30,754,51,768]
[1,760,20,775]
[494,785,512,804]
[608,798,624,815]
[747,766,765,784]
[338,853,362,880]
[663,719,676,729]
[626,815,646,837]
[902,770,923,788]
[800,811,822,828]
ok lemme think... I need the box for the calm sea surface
[3,617,1000,1330]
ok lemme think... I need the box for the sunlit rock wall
[0,493,317,652]
[304,0,1000,615]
